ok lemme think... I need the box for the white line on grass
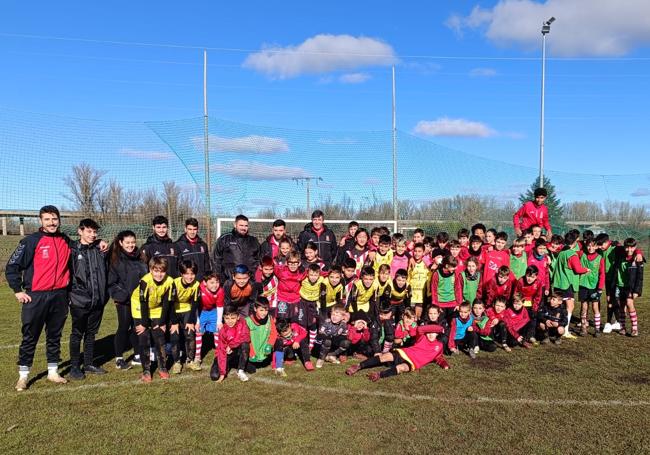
[5,372,649,408]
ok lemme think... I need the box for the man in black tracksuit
[6,206,72,391]
[175,217,212,281]
[68,219,109,380]
[213,214,260,281]
[297,210,338,268]
[141,215,179,278]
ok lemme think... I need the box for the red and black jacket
[5,230,72,293]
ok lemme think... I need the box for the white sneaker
[47,372,68,384]
[612,322,621,331]
[473,346,480,354]
[236,369,249,382]
[131,355,142,366]
[603,323,612,334]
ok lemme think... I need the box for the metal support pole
[203,49,213,245]
[392,65,398,230]
[539,33,546,188]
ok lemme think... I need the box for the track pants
[69,305,104,368]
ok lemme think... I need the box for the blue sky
[1,0,650,214]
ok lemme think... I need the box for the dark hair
[436,232,450,243]
[254,297,270,309]
[272,219,286,228]
[495,231,508,242]
[370,227,382,236]
[442,255,458,268]
[497,266,510,276]
[276,320,291,334]
[223,305,239,317]
[395,268,408,279]
[261,256,274,268]
[311,210,324,219]
[378,226,390,236]
[584,238,596,247]
[457,228,470,239]
[329,265,342,275]
[569,228,581,238]
[458,301,471,311]
[348,221,359,228]
[354,228,369,241]
[582,230,594,242]
[185,217,199,228]
[379,234,391,245]
[550,291,564,301]
[413,228,425,236]
[39,205,60,218]
[448,239,461,248]
[423,236,433,247]
[534,187,548,198]
[360,266,375,278]
[179,260,198,275]
[469,235,482,244]
[304,241,319,252]
[307,263,321,274]
[392,233,405,242]
[110,230,137,266]
[152,215,168,226]
[471,223,486,235]
[233,264,250,275]
[78,218,100,230]
[413,242,425,251]
[472,299,485,307]
[624,237,637,247]
[342,258,357,269]
[551,234,564,244]
[595,233,610,245]
[494,296,508,306]
[534,238,547,247]
[203,272,221,283]
[235,214,249,223]
[564,231,579,245]
[525,265,539,276]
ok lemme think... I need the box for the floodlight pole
[392,65,398,230]
[293,177,323,215]
[539,17,555,189]
[203,49,212,245]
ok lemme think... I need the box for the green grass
[1,277,650,454]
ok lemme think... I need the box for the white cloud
[339,72,371,84]
[191,135,289,154]
[211,160,312,180]
[119,148,174,160]
[243,34,397,79]
[469,67,497,77]
[446,0,650,56]
[631,188,650,197]
[413,117,496,138]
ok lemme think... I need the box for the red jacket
[527,253,551,291]
[482,249,510,285]
[483,274,516,307]
[513,201,551,232]
[395,321,417,341]
[278,323,307,347]
[347,324,371,344]
[397,325,448,370]
[216,318,250,375]
[430,270,463,308]
[486,307,507,323]
[504,307,530,339]
[472,315,493,338]
[515,277,543,310]
[275,265,305,303]
[199,282,224,311]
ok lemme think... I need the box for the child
[422,236,435,268]
[302,241,327,272]
[374,302,396,354]
[319,265,344,319]
[504,293,533,349]
[461,257,482,305]
[448,301,476,358]
[510,237,528,280]
[274,239,293,267]
[513,187,552,239]
[341,257,358,308]
[614,238,645,337]
[420,305,449,351]
[245,298,277,370]
[430,255,463,318]
[482,232,510,285]
[170,260,201,374]
[390,238,410,278]
[551,232,590,338]
[486,297,510,351]
[483,266,516,307]
[211,305,251,382]
[348,266,379,319]
[223,264,261,318]
[339,221,359,249]
[578,238,605,337]
[316,304,350,368]
[372,235,394,275]
[408,242,431,320]
[471,223,486,242]
[274,320,314,373]
[394,307,417,347]
[255,256,279,318]
[345,324,449,381]
[515,265,543,343]
[275,252,305,321]
[299,263,324,350]
[131,257,175,382]
[347,313,374,360]
[467,235,484,262]
[341,229,371,277]
[448,240,465,272]
[407,228,425,253]
[194,273,223,368]
[484,229,497,251]
[389,269,411,323]
[523,228,535,256]
[528,238,551,298]
[470,299,497,354]
[537,292,568,344]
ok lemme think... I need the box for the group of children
[129,215,645,384]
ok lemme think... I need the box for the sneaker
[158,370,170,380]
[141,372,152,383]
[316,359,325,368]
[540,337,551,345]
[468,348,476,359]
[345,364,361,376]
[187,360,202,371]
[236,370,249,382]
[338,355,347,363]
[562,332,577,340]
[304,361,315,372]
[209,360,219,381]
[69,367,85,381]
[594,330,601,338]
[473,346,480,354]
[131,355,142,366]
[275,368,287,377]
[553,337,562,345]
[367,372,381,382]
[631,330,639,337]
[619,329,627,337]
[171,362,182,375]
[502,344,512,353]
[325,355,340,364]
[47,372,68,384]
[115,359,132,370]
[529,337,538,344]
[15,377,28,392]
[612,322,621,331]
[85,365,107,375]
[602,323,613,334]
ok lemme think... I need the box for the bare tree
[63,163,106,216]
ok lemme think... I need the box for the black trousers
[114,303,139,359]
[18,289,69,367]
[478,337,497,352]
[273,338,310,362]
[318,335,350,360]
[216,344,249,374]
[69,305,105,367]
[454,331,478,352]
[526,307,537,339]
[170,311,196,363]
[490,321,508,345]
[138,318,167,373]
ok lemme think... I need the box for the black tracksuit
[175,233,212,281]
[107,248,148,359]
[297,223,338,268]
[212,229,260,280]
[141,234,179,278]
[68,241,108,368]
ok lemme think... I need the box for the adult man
[6,206,72,391]
[213,214,260,280]
[513,188,553,239]
[141,215,179,278]
[68,218,109,380]
[175,217,212,281]
[260,219,290,260]
[298,210,337,267]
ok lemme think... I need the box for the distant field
[1,270,649,454]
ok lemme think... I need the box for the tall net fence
[1,107,649,275]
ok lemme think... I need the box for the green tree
[518,176,565,231]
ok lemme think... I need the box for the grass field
[1,240,649,453]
